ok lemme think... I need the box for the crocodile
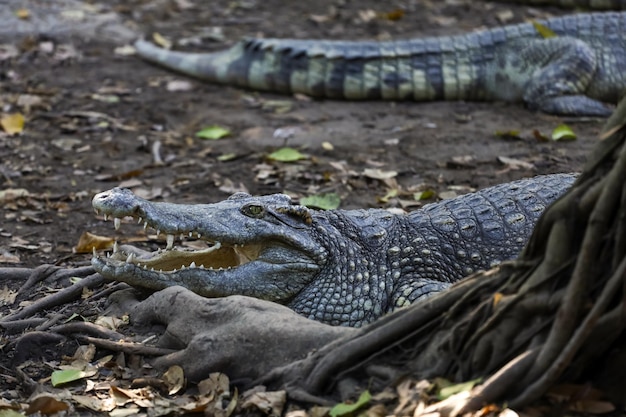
[91,173,576,327]
[133,12,626,117]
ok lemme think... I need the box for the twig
[78,336,176,356]
[51,321,125,341]
[1,273,104,322]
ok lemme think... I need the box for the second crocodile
[134,12,626,116]
[92,174,576,327]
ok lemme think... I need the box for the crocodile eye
[242,203,265,218]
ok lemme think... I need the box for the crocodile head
[91,188,327,302]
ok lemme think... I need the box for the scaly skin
[134,12,626,116]
[92,174,576,327]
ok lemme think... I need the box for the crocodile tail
[134,39,249,85]
[135,35,511,101]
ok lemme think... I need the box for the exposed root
[1,272,103,322]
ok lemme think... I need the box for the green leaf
[551,124,577,141]
[414,189,435,201]
[51,369,91,387]
[268,147,306,162]
[301,193,341,210]
[378,189,398,204]
[437,378,482,400]
[329,390,371,417]
[532,21,556,38]
[196,125,231,140]
[217,153,237,161]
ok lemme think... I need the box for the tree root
[1,272,103,322]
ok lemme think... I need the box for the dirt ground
[0,0,611,414]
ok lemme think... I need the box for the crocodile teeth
[113,241,119,253]
[166,234,174,250]
[190,261,196,268]
[138,217,143,224]
[126,253,134,263]
[103,213,108,221]
[197,233,201,238]
[189,232,193,237]
[114,218,121,230]
[92,247,97,256]
[144,222,148,230]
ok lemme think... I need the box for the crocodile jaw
[97,240,263,272]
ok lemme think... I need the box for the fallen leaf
[551,124,577,141]
[437,378,482,400]
[414,189,436,201]
[25,395,69,415]
[242,390,286,416]
[15,8,30,19]
[0,286,17,305]
[152,32,172,49]
[301,193,341,210]
[51,368,97,387]
[495,130,522,140]
[94,315,127,330]
[381,8,404,20]
[166,80,193,92]
[0,113,25,135]
[268,147,306,162]
[378,188,398,204]
[74,232,115,254]
[363,168,397,180]
[262,99,293,113]
[497,156,534,170]
[196,125,231,140]
[72,395,112,412]
[163,365,186,395]
[0,188,29,204]
[91,94,120,103]
[330,390,371,417]
[0,251,20,263]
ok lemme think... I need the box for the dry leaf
[0,113,25,135]
[0,286,17,305]
[74,232,115,253]
[242,390,286,416]
[163,365,186,395]
[152,32,172,49]
[497,156,534,170]
[363,168,397,180]
[26,394,70,415]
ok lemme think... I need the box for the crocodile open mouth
[93,213,265,273]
